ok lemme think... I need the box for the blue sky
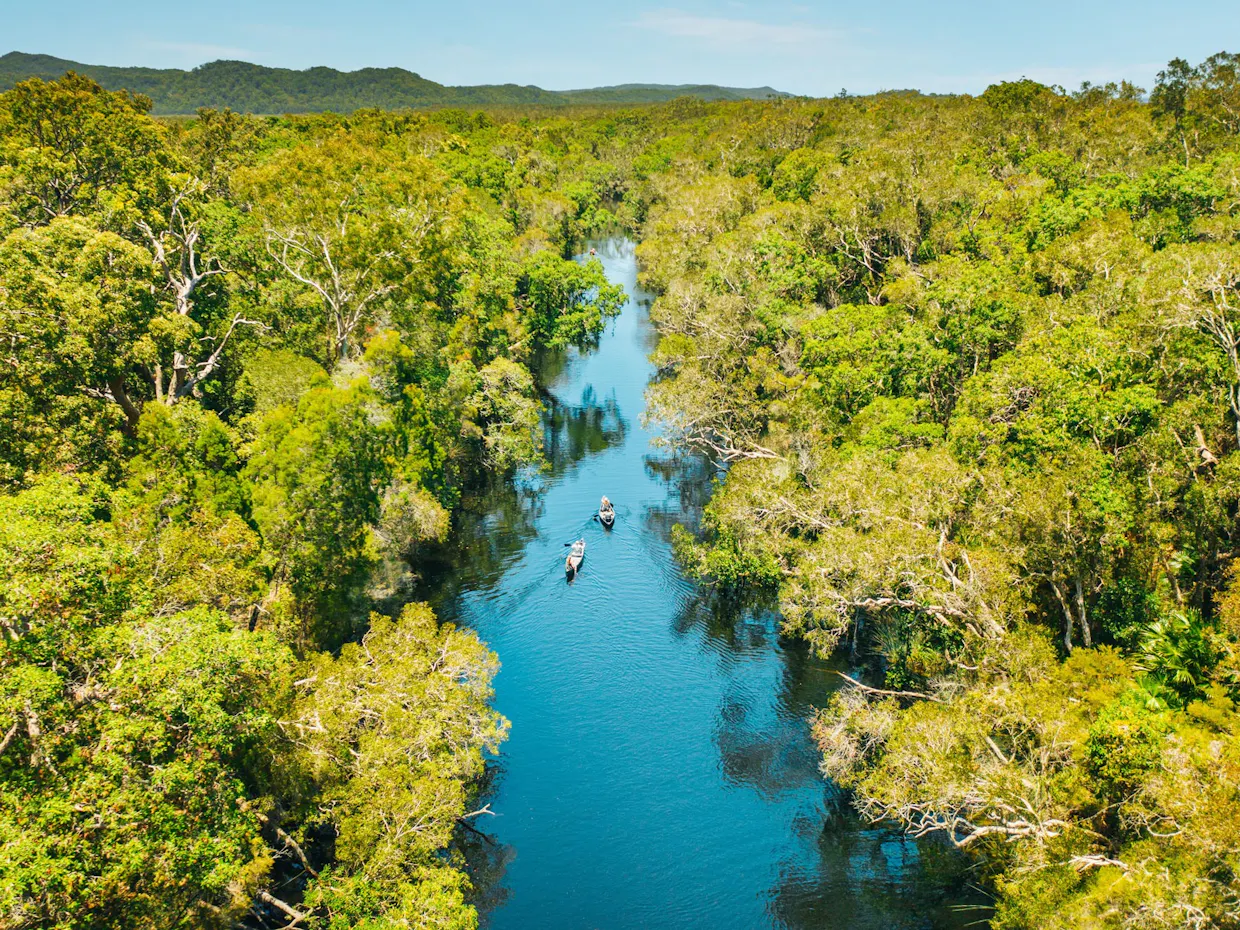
[5,1,1238,95]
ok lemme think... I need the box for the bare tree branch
[255,890,307,925]
[0,718,19,758]
[835,671,940,702]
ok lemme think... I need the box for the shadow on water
[769,818,975,930]
[415,237,982,929]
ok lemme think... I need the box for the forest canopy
[634,53,1240,929]
[0,71,623,929]
[1,48,1240,929]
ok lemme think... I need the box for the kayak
[566,538,586,575]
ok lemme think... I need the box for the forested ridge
[0,52,785,115]
[2,49,1240,929]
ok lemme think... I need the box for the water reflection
[643,450,717,534]
[543,387,629,481]
[413,477,544,615]
[769,815,988,930]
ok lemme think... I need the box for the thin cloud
[634,9,837,47]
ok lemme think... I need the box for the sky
[4,0,1239,96]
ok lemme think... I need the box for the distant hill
[0,52,788,114]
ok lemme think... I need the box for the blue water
[422,239,970,929]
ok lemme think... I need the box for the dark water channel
[419,239,974,929]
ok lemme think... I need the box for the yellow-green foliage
[627,53,1240,928]
[293,605,507,927]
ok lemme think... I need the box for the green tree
[0,72,166,227]
[235,138,462,363]
[291,604,508,930]
[0,218,156,478]
[0,477,293,930]
[518,251,625,347]
[246,381,392,646]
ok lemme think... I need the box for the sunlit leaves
[246,382,391,645]
[518,252,624,348]
[292,604,506,929]
[0,72,165,226]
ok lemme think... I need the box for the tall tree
[0,218,155,459]
[0,73,165,226]
[235,139,456,363]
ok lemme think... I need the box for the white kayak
[566,538,586,574]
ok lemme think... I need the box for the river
[419,238,975,929]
